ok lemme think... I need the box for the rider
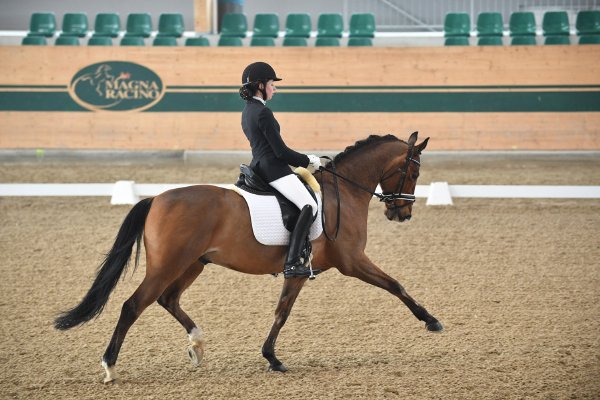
[239,61,322,279]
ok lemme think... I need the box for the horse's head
[379,131,429,222]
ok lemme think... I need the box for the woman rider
[239,61,322,279]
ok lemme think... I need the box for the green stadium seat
[444,13,471,37]
[29,13,56,37]
[218,36,243,46]
[478,37,503,46]
[93,13,120,37]
[153,37,178,46]
[120,36,145,46]
[511,36,536,45]
[315,37,340,46]
[126,13,152,37]
[185,37,210,46]
[250,37,275,46]
[61,13,88,37]
[55,36,80,46]
[282,37,307,46]
[477,12,503,36]
[543,11,569,36]
[576,11,600,35]
[253,13,279,38]
[349,13,375,38]
[22,36,48,45]
[444,37,469,46]
[88,36,113,46]
[579,35,600,44]
[348,37,372,46]
[317,14,343,38]
[544,36,570,45]
[158,13,185,37]
[285,13,311,38]
[509,12,536,36]
[220,13,247,37]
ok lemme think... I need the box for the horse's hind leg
[262,277,308,372]
[101,259,192,383]
[339,255,443,332]
[157,260,206,366]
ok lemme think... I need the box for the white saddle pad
[234,187,323,246]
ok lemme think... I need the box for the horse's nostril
[405,214,412,221]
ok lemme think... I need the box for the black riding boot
[283,205,321,279]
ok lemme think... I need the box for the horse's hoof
[102,361,118,384]
[188,345,204,367]
[426,320,444,332]
[103,376,118,384]
[268,363,288,373]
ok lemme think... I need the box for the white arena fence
[1,181,600,206]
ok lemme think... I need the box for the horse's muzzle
[385,208,411,222]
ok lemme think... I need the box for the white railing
[1,181,599,206]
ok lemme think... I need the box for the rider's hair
[239,81,265,101]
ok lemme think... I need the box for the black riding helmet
[241,62,281,100]
[242,61,282,85]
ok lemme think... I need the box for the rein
[317,144,420,241]
[317,156,341,241]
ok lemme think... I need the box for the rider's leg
[269,174,320,278]
[269,174,318,218]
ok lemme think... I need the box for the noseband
[317,143,420,240]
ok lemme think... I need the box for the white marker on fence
[111,180,139,205]
[426,182,453,206]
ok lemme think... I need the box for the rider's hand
[307,154,322,171]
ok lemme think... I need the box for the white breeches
[269,174,318,217]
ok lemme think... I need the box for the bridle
[317,142,421,241]
[379,141,420,211]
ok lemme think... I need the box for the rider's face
[261,80,276,101]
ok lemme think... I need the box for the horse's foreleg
[157,260,206,366]
[339,255,443,332]
[262,277,308,372]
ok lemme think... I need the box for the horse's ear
[417,137,429,153]
[408,131,418,145]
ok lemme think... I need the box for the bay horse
[54,131,443,383]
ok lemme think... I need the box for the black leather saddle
[235,164,317,232]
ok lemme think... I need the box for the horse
[54,131,443,383]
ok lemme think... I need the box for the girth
[235,164,317,231]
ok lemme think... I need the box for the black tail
[54,197,154,330]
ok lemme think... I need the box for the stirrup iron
[283,253,321,279]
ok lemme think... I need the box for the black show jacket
[241,98,310,182]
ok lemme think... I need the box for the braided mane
[327,134,405,166]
